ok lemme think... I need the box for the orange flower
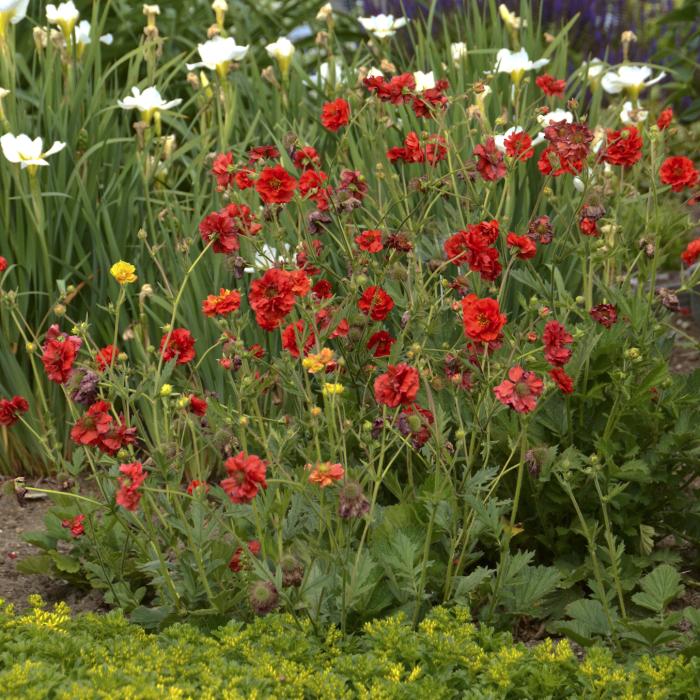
[306,461,345,487]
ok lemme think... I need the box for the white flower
[75,20,113,48]
[573,176,585,192]
[493,126,544,153]
[0,133,65,169]
[118,86,182,124]
[244,243,290,273]
[587,58,605,81]
[0,86,10,98]
[266,37,294,60]
[358,14,407,40]
[366,67,383,79]
[309,61,344,87]
[186,36,249,75]
[413,71,435,92]
[451,42,467,64]
[0,0,30,30]
[537,109,573,127]
[601,64,665,97]
[619,100,648,124]
[316,3,333,21]
[494,47,549,84]
[46,2,80,38]
[498,4,526,30]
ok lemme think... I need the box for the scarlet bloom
[506,232,537,259]
[61,514,85,538]
[159,328,196,365]
[321,98,350,132]
[590,303,618,328]
[188,395,208,416]
[235,168,256,189]
[116,461,147,512]
[96,345,116,372]
[536,74,566,97]
[657,107,673,131]
[312,279,333,299]
[550,367,574,394]
[307,461,345,487]
[387,131,425,164]
[255,165,298,204]
[249,268,307,331]
[212,151,235,190]
[374,363,420,408]
[358,286,395,321]
[659,156,699,193]
[504,131,535,160]
[543,320,573,367]
[444,220,501,280]
[70,400,113,447]
[681,238,700,266]
[367,330,396,358]
[298,169,332,210]
[528,215,553,244]
[281,319,315,358]
[355,229,384,253]
[0,395,29,426]
[461,294,507,343]
[494,366,544,414]
[220,451,268,504]
[202,288,241,317]
[364,72,416,104]
[474,137,506,181]
[200,203,261,255]
[602,126,643,167]
[0,256,8,272]
[293,146,321,170]
[229,540,261,572]
[248,145,280,164]
[41,325,82,384]
[187,480,209,495]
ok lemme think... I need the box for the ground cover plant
[0,0,699,668]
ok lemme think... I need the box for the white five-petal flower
[601,64,665,98]
[46,1,80,39]
[494,47,549,84]
[118,86,182,124]
[537,109,573,127]
[451,42,467,64]
[266,37,295,79]
[0,0,29,32]
[186,36,249,77]
[0,133,66,170]
[413,71,435,92]
[358,14,407,40]
[619,100,648,124]
[75,20,113,50]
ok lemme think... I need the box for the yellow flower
[302,348,335,374]
[110,260,137,285]
[322,382,344,396]
[160,383,173,397]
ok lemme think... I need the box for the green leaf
[453,567,493,603]
[631,564,684,614]
[49,551,81,574]
[15,554,54,576]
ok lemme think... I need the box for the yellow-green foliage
[0,599,698,699]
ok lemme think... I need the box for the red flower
[528,215,553,244]
[494,366,543,414]
[41,325,82,384]
[659,156,699,193]
[248,269,301,331]
[248,145,279,164]
[461,294,507,343]
[536,74,566,97]
[397,404,434,449]
[387,131,425,164]
[61,514,85,538]
[474,137,506,181]
[412,79,449,118]
[188,395,208,416]
[681,238,700,266]
[281,319,315,357]
[338,169,368,200]
[160,328,196,365]
[590,303,618,328]
[506,232,537,259]
[212,151,235,190]
[298,169,332,210]
[221,452,268,504]
[358,286,394,321]
[312,279,333,299]
[321,98,350,132]
[657,107,673,131]
[0,396,29,426]
[578,204,605,238]
[96,345,117,372]
[550,367,574,394]
[116,461,147,512]
[537,145,583,176]
[202,288,241,317]
[543,320,573,367]
[602,126,643,167]
[293,146,321,170]
[374,363,420,408]
[504,131,534,160]
[367,330,396,358]
[255,165,298,204]
[425,135,447,165]
[0,256,7,272]
[307,461,345,487]
[200,203,261,255]
[364,72,416,104]
[229,539,261,572]
[355,229,383,253]
[235,168,256,189]
[70,400,113,448]
[444,221,501,280]
[187,480,209,495]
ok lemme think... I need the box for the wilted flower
[494,48,549,85]
[117,86,182,126]
[601,65,666,100]
[249,581,279,616]
[499,4,526,30]
[280,554,304,588]
[358,14,407,40]
[186,36,249,77]
[71,370,99,407]
[338,481,370,519]
[211,0,227,28]
[0,133,66,173]
[316,3,333,22]
[110,260,137,285]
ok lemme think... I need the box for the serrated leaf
[453,567,493,603]
[631,564,684,614]
[49,551,81,574]
[15,554,54,575]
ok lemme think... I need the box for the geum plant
[1,2,699,639]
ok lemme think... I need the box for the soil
[1,320,699,615]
